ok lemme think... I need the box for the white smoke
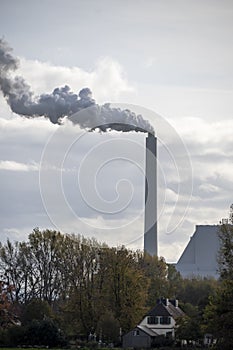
[0,38,154,134]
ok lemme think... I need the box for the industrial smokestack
[144,133,158,256]
[1,39,158,253]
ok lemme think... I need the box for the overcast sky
[0,0,233,262]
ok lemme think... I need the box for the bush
[21,299,53,325]
[3,319,67,347]
[0,328,7,346]
[24,319,66,347]
[6,325,26,346]
[151,334,174,348]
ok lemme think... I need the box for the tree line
[0,225,232,348]
[0,228,168,338]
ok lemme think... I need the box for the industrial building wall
[175,225,220,278]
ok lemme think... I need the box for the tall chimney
[144,133,158,256]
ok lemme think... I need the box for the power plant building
[175,225,220,278]
[142,129,228,280]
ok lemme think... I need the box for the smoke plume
[0,38,154,134]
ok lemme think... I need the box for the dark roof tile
[145,301,184,319]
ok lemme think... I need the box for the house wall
[123,329,152,348]
[140,316,176,337]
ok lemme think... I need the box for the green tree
[62,246,149,336]
[137,252,168,307]
[218,224,233,280]
[176,277,218,309]
[21,299,53,325]
[203,224,233,349]
[204,279,233,350]
[60,235,101,336]
[97,247,149,332]
[166,264,183,298]
[176,303,203,342]
[27,228,66,303]
[96,311,120,344]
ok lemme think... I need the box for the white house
[122,298,184,348]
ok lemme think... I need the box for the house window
[160,316,171,325]
[133,330,140,336]
[147,316,159,325]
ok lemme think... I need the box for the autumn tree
[0,228,196,341]
[27,228,66,303]
[166,264,183,298]
[98,247,149,331]
[0,240,24,303]
[218,224,233,280]
[0,229,67,305]
[204,279,233,350]
[62,246,149,336]
[137,252,168,307]
[96,311,120,344]
[0,280,17,329]
[204,224,233,349]
[176,302,203,342]
[58,234,102,337]
[176,277,218,310]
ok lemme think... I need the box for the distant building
[122,298,184,348]
[176,225,220,278]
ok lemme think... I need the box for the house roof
[123,325,158,338]
[137,325,159,337]
[145,300,184,320]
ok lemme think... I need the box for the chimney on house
[170,299,179,308]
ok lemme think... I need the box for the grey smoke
[0,38,154,134]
